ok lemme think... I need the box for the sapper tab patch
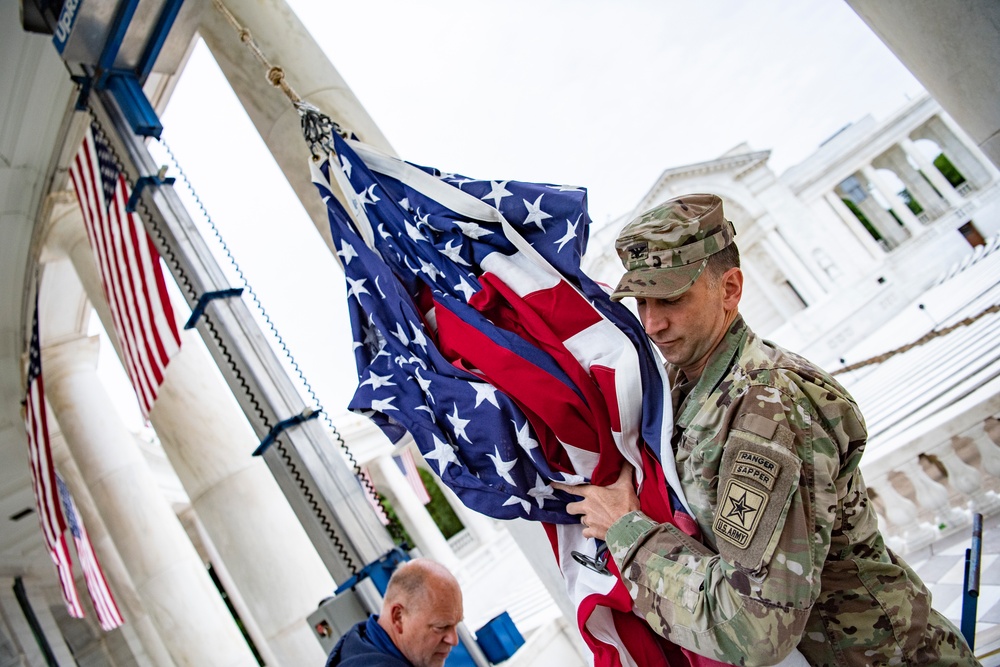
[714,479,769,549]
[732,450,780,490]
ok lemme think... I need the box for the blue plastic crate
[475,612,524,663]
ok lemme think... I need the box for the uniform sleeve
[606,380,851,667]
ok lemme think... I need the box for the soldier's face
[637,267,742,380]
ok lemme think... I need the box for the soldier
[553,194,979,667]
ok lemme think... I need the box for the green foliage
[377,493,416,548]
[418,468,465,539]
[841,198,883,242]
[933,153,966,187]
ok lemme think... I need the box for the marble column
[49,208,336,666]
[917,115,994,190]
[861,165,926,237]
[899,137,965,207]
[823,191,886,258]
[42,335,256,667]
[872,145,949,220]
[841,175,909,248]
[49,431,175,667]
[369,454,460,570]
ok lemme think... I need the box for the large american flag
[57,475,124,630]
[312,133,722,666]
[23,299,84,618]
[67,122,181,417]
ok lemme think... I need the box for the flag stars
[410,323,428,350]
[358,184,381,207]
[454,277,477,302]
[392,322,409,346]
[419,258,444,281]
[473,383,500,409]
[456,220,491,240]
[340,155,353,178]
[528,474,555,507]
[488,445,517,486]
[523,194,553,232]
[446,404,472,443]
[502,495,531,514]
[514,419,539,453]
[440,239,470,266]
[360,371,396,390]
[424,434,459,475]
[338,240,359,265]
[370,396,398,412]
[554,215,580,252]
[347,277,370,303]
[482,180,512,208]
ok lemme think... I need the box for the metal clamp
[571,543,612,576]
[183,288,244,329]
[126,168,176,212]
[253,408,322,456]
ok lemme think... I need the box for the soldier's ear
[389,602,406,632]
[721,268,743,309]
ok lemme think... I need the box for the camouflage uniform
[606,194,979,667]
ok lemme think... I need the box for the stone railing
[861,411,1000,555]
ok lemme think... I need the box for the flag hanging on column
[56,475,124,631]
[394,449,431,505]
[23,298,84,619]
[67,122,181,417]
[311,132,720,667]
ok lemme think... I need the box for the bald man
[325,559,464,667]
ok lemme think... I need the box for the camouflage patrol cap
[611,193,735,301]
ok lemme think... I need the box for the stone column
[197,0,395,254]
[869,476,937,553]
[49,431,175,667]
[41,335,256,667]
[900,137,965,207]
[862,165,926,237]
[49,208,336,666]
[758,229,825,305]
[823,191,886,258]
[872,145,949,220]
[915,116,993,190]
[369,454,460,570]
[933,437,1000,514]
[840,174,908,248]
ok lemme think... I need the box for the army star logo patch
[714,479,769,549]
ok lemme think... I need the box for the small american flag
[67,122,181,417]
[57,475,124,630]
[23,298,84,618]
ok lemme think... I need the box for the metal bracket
[126,168,176,212]
[571,543,612,576]
[253,408,323,456]
[183,288,244,330]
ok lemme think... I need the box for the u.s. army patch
[714,479,769,549]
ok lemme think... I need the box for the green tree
[933,153,967,187]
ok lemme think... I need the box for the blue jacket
[325,616,413,667]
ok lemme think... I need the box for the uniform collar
[673,315,748,429]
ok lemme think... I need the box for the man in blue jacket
[325,559,464,667]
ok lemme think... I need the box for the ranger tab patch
[714,479,769,549]
[732,450,780,490]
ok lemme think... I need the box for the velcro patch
[714,479,769,549]
[714,427,801,571]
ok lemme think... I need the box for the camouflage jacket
[606,317,978,667]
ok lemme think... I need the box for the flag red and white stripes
[24,301,84,618]
[67,122,181,417]
[57,475,124,630]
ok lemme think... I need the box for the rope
[832,301,1000,375]
[211,0,301,105]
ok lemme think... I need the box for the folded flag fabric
[311,131,721,667]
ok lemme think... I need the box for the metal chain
[833,301,1000,375]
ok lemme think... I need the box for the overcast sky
[137,0,927,420]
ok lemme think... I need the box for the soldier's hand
[552,464,640,540]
